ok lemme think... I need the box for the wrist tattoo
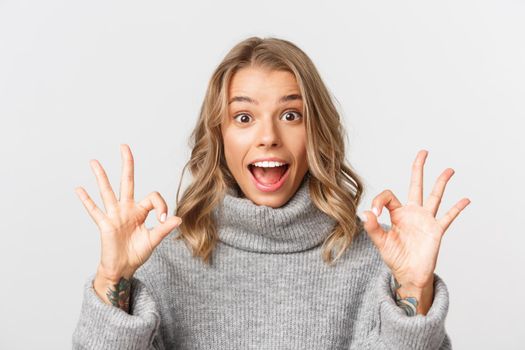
[106,277,131,312]
[390,275,418,316]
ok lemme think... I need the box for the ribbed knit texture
[72,173,452,349]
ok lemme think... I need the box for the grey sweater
[72,174,452,349]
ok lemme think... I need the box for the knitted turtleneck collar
[212,173,338,253]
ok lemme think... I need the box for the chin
[250,193,289,208]
[240,174,299,208]
[232,165,308,207]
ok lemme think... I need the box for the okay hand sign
[75,144,182,282]
[360,150,470,294]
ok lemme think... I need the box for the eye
[233,111,302,123]
[280,111,302,122]
[233,113,252,123]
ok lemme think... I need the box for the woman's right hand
[75,144,182,292]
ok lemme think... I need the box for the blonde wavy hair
[174,36,364,266]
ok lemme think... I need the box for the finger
[358,210,387,250]
[75,186,107,226]
[423,168,455,216]
[407,150,428,206]
[149,215,183,247]
[371,189,403,216]
[119,144,135,202]
[90,159,119,213]
[138,191,169,223]
[439,198,471,232]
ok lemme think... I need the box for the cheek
[286,129,308,160]
[222,127,251,171]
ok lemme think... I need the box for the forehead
[228,67,300,99]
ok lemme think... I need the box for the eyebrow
[228,94,302,105]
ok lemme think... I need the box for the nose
[257,118,281,149]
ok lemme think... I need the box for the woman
[72,37,469,349]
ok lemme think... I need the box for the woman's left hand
[360,150,470,315]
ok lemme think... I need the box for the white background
[0,0,523,348]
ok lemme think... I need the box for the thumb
[149,216,183,247]
[358,210,386,249]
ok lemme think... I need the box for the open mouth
[247,161,291,192]
[248,163,289,185]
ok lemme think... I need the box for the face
[220,66,309,208]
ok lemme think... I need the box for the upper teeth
[251,161,287,168]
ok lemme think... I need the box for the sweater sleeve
[71,272,165,350]
[371,265,452,350]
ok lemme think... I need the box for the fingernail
[358,212,367,223]
[160,213,166,223]
[372,207,379,216]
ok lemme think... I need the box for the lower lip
[248,165,291,193]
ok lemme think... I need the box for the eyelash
[233,110,303,123]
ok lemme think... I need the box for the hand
[360,150,470,313]
[75,144,183,282]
